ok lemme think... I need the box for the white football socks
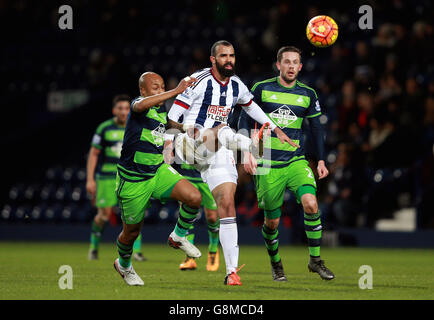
[219,217,239,275]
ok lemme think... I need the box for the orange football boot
[224,264,245,286]
[179,257,197,270]
[206,250,220,271]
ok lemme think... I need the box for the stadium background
[1,0,433,248]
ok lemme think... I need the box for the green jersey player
[113,72,203,286]
[239,46,335,281]
[86,95,146,262]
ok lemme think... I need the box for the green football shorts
[188,179,217,211]
[115,163,185,224]
[96,177,117,208]
[254,159,317,216]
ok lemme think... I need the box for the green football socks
[207,219,220,254]
[90,220,104,250]
[133,233,142,253]
[174,204,199,238]
[186,226,195,244]
[180,218,219,253]
[262,224,281,263]
[304,212,322,258]
[116,238,132,268]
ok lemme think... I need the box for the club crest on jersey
[206,105,231,123]
[151,123,165,146]
[269,105,298,128]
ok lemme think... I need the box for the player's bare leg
[301,193,334,280]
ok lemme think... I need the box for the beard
[281,71,298,84]
[216,61,235,78]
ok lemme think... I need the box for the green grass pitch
[1,242,433,300]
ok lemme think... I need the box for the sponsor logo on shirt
[206,105,232,123]
[315,100,321,112]
[269,105,298,128]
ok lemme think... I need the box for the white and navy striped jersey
[172,68,253,128]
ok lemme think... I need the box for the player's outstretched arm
[242,101,299,148]
[132,77,197,113]
[166,119,185,132]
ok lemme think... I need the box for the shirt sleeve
[236,80,254,106]
[173,86,196,110]
[168,102,187,122]
[172,71,203,110]
[250,82,261,105]
[305,88,325,160]
[308,116,326,161]
[91,124,104,149]
[306,89,322,119]
[130,96,145,113]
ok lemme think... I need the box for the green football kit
[89,118,143,255]
[91,118,125,208]
[115,97,203,269]
[239,77,326,260]
[116,97,185,225]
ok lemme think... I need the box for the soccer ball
[306,15,338,48]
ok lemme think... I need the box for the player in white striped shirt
[165,40,298,285]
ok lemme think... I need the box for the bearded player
[165,40,298,286]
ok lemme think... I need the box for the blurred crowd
[1,0,433,229]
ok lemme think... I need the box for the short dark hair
[277,46,302,62]
[112,94,130,107]
[211,40,233,57]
